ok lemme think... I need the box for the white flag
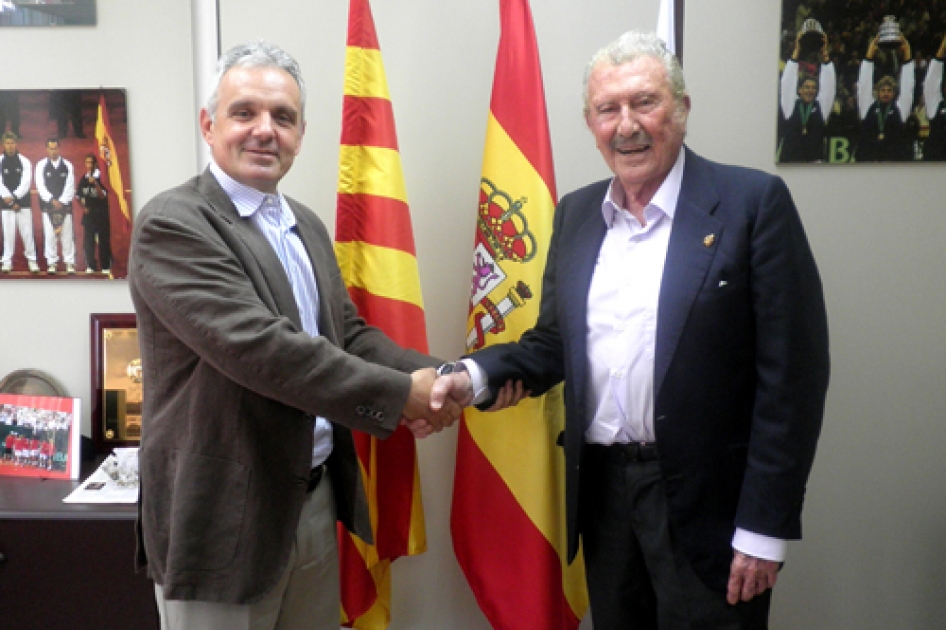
[656,0,675,55]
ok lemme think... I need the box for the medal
[799,102,813,138]
[877,104,890,143]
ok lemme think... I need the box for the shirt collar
[601,148,686,228]
[209,160,289,223]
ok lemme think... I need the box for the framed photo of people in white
[778,1,946,163]
[0,88,131,278]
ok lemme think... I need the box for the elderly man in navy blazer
[434,31,829,629]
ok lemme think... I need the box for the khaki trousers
[154,470,340,630]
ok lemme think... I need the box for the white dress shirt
[583,151,681,445]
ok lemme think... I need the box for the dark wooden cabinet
[0,471,159,629]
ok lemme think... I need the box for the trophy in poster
[877,15,903,48]
[799,18,826,56]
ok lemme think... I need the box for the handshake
[398,364,529,439]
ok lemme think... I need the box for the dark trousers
[580,446,771,630]
[82,206,112,270]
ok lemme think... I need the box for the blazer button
[356,406,366,416]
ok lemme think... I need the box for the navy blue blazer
[471,147,830,592]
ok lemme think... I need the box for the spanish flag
[334,0,428,628]
[452,1,588,628]
[94,93,130,222]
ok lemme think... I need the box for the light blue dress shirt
[209,161,333,468]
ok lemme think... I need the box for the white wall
[2,0,945,628]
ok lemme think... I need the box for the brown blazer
[128,170,436,603]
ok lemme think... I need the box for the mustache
[611,131,651,150]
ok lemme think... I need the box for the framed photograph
[0,88,132,278]
[0,0,96,27]
[90,313,140,453]
[777,2,946,164]
[0,393,82,480]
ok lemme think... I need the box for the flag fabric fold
[657,0,676,55]
[94,93,130,222]
[451,1,588,628]
[657,0,685,61]
[335,1,428,627]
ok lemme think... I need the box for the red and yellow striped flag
[452,1,588,628]
[94,93,130,222]
[334,1,427,627]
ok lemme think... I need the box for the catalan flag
[94,93,130,221]
[334,0,427,628]
[451,1,588,628]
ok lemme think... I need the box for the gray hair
[582,31,688,115]
[206,41,306,120]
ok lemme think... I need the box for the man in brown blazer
[128,41,458,630]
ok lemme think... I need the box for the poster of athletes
[778,1,946,163]
[0,88,132,278]
[0,394,82,480]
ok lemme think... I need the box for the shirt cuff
[731,528,787,562]
[458,358,490,406]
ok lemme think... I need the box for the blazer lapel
[561,186,608,431]
[654,150,723,397]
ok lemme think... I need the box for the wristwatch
[436,361,468,377]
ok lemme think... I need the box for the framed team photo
[777,1,946,163]
[0,393,82,480]
[0,88,132,278]
[90,313,141,453]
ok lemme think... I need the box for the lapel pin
[703,234,715,248]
